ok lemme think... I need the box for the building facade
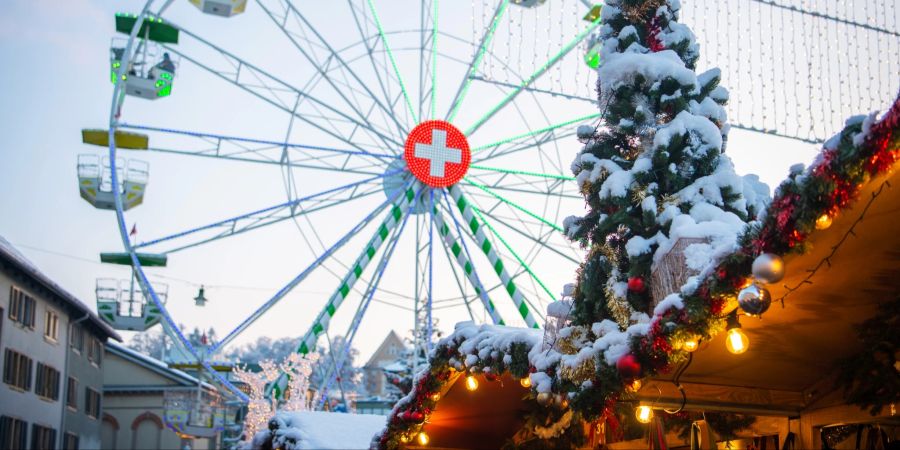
[102,342,220,450]
[0,236,120,449]
[361,330,407,399]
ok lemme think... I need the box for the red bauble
[616,353,642,380]
[399,410,412,421]
[484,372,499,382]
[410,411,425,424]
[627,276,646,294]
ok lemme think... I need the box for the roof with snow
[252,411,387,450]
[364,330,407,368]
[0,234,121,342]
[105,342,217,392]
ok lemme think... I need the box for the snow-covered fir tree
[542,0,769,423]
[564,0,767,330]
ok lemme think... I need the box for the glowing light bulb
[417,431,430,446]
[465,375,479,391]
[815,213,833,230]
[626,379,642,393]
[400,434,411,443]
[519,377,532,388]
[683,339,699,353]
[636,405,653,424]
[725,328,749,354]
[430,392,440,402]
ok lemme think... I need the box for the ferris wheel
[81,0,604,409]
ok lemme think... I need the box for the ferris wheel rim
[107,0,597,403]
[107,0,249,403]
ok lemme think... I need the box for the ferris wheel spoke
[433,219,478,323]
[346,2,409,134]
[266,182,421,398]
[429,0,438,119]
[463,15,603,136]
[477,207,580,265]
[446,0,510,123]
[464,177,562,233]
[459,178,580,200]
[162,27,401,152]
[471,111,602,156]
[467,75,598,103]
[471,129,572,165]
[435,189,505,325]
[364,0,418,123]
[426,190,435,348]
[318,209,408,398]
[317,204,412,406]
[135,173,392,252]
[467,205,550,324]
[417,0,438,120]
[120,123,398,162]
[469,164,574,181]
[255,0,408,141]
[208,181,416,357]
[447,184,542,327]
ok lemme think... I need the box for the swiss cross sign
[404,120,471,188]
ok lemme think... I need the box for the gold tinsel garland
[558,358,596,384]
[619,0,667,22]
[605,277,634,329]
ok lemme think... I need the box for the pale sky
[0,0,889,362]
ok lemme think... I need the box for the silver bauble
[536,392,553,406]
[751,253,785,284]
[737,283,772,317]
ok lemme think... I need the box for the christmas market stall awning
[638,148,900,413]
[365,97,900,450]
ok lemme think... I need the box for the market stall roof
[640,168,900,415]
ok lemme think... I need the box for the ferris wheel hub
[403,120,471,188]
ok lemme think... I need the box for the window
[66,377,78,409]
[63,432,79,450]
[43,309,59,342]
[0,416,28,449]
[85,388,101,419]
[35,363,60,401]
[31,424,56,450]
[8,286,36,328]
[87,338,102,367]
[3,349,33,391]
[69,326,83,353]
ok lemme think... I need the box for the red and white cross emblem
[404,120,471,188]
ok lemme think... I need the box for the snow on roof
[381,362,407,373]
[105,342,216,391]
[0,235,121,341]
[253,411,387,450]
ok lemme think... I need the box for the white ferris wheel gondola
[95,276,168,331]
[77,154,148,211]
[188,0,247,17]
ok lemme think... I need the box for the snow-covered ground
[250,411,386,450]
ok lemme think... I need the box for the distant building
[102,342,222,450]
[0,235,121,449]
[361,331,407,400]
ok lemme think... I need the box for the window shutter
[25,357,32,391]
